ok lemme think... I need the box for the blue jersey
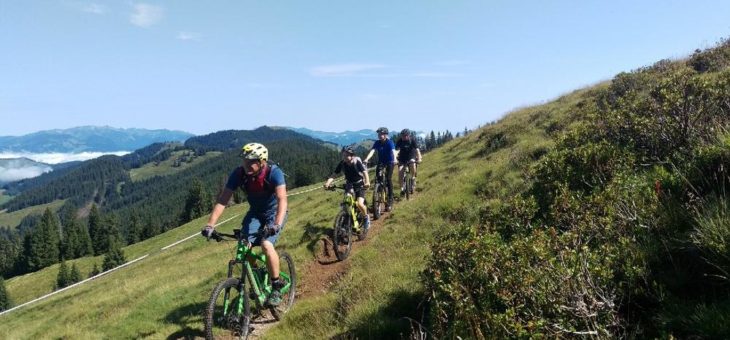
[225,164,285,214]
[372,139,395,164]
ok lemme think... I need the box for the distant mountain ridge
[286,127,374,146]
[0,126,195,153]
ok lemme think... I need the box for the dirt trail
[247,208,397,338]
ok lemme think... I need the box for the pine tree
[102,240,126,271]
[69,263,82,284]
[126,211,142,245]
[23,208,61,272]
[0,233,22,277]
[142,217,161,240]
[88,204,103,255]
[56,260,69,289]
[0,276,12,311]
[181,178,210,223]
[89,263,100,278]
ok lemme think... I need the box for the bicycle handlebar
[210,229,264,242]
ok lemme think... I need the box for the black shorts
[346,182,366,199]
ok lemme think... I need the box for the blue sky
[1,1,729,137]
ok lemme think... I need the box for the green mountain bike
[204,229,296,340]
[327,185,369,260]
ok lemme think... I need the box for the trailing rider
[395,129,422,196]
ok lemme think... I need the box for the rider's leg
[398,164,406,191]
[261,240,280,279]
[385,163,394,206]
[356,197,368,216]
[409,161,417,180]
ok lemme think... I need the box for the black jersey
[395,139,419,162]
[331,157,367,184]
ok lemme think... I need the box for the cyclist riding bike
[395,129,422,197]
[324,146,371,231]
[364,127,396,211]
[201,142,289,306]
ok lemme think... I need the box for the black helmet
[341,146,355,155]
[400,129,411,136]
[376,127,389,135]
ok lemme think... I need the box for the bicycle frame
[224,231,293,309]
[331,186,362,230]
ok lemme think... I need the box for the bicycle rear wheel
[333,210,353,260]
[270,252,296,320]
[205,278,251,340]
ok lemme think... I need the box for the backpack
[239,164,279,194]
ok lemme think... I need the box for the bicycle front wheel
[333,210,353,261]
[270,251,296,320]
[205,278,251,340]
[405,175,412,200]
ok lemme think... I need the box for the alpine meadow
[2,40,730,339]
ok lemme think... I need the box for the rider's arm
[364,149,375,163]
[274,185,288,226]
[363,170,370,187]
[416,148,422,162]
[389,140,397,164]
[206,188,234,228]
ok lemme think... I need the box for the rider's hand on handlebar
[201,225,214,240]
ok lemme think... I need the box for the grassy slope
[0,200,65,230]
[0,87,596,338]
[128,150,222,182]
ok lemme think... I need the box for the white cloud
[130,3,164,28]
[177,31,201,41]
[0,151,130,164]
[309,63,387,77]
[0,165,52,183]
[82,3,106,14]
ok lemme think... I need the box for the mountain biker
[324,146,371,231]
[395,129,422,196]
[364,127,396,211]
[201,142,288,306]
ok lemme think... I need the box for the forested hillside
[0,128,339,279]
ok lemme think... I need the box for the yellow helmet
[240,142,268,161]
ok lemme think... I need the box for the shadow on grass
[295,221,333,253]
[332,288,430,339]
[164,302,207,339]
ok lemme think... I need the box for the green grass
[0,199,65,230]
[128,150,222,182]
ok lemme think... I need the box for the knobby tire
[269,252,297,320]
[205,277,251,340]
[333,210,353,261]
